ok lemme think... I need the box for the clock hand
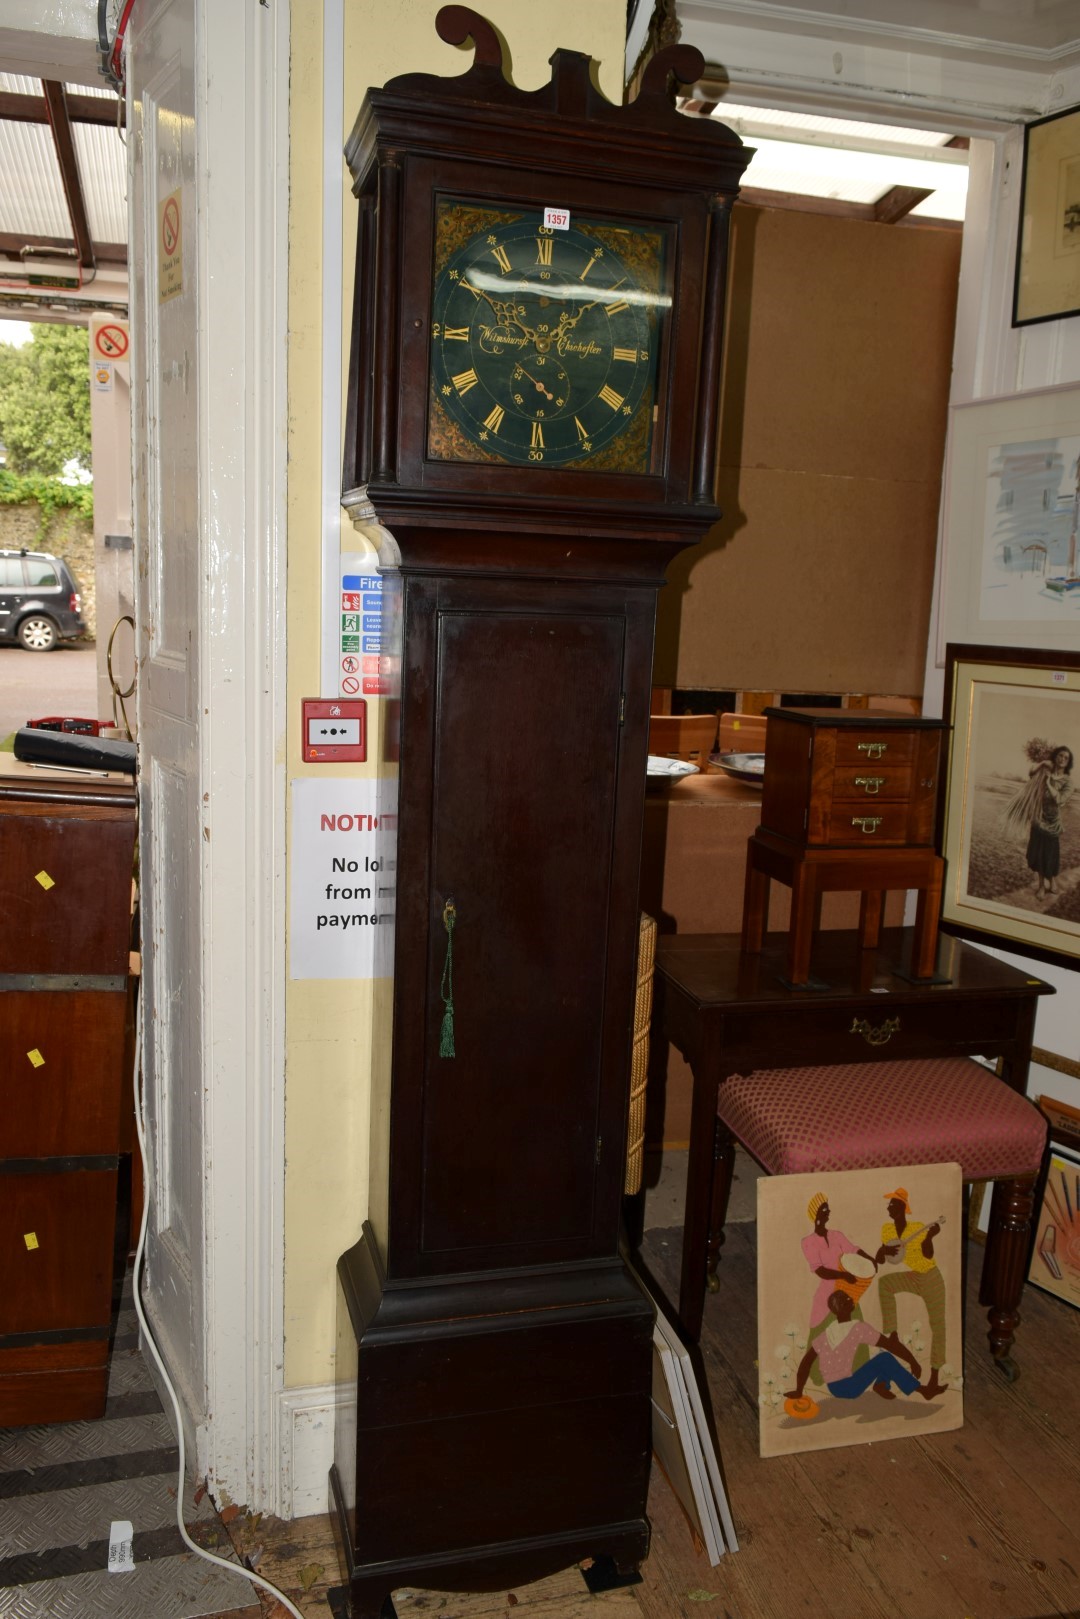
[550,300,602,342]
[514,362,556,401]
[463,279,539,341]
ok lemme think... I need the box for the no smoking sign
[94,323,128,361]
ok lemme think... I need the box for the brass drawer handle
[854,775,885,795]
[851,816,882,834]
[857,741,887,758]
[851,1015,900,1046]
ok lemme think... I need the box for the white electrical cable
[130,987,307,1619]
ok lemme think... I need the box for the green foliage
[0,467,93,525]
[0,324,93,475]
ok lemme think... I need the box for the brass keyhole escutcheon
[851,816,882,834]
[855,775,885,795]
[850,1015,900,1046]
[857,741,887,758]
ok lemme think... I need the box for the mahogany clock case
[342,15,751,546]
[331,14,749,1615]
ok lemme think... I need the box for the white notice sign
[290,778,397,979]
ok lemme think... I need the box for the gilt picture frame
[1013,103,1080,327]
[940,643,1080,969]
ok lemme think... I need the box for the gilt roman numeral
[483,404,505,432]
[531,422,545,449]
[599,384,624,410]
[491,245,512,273]
[443,326,470,341]
[452,368,479,395]
[536,237,553,266]
[612,346,638,362]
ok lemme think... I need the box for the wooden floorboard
[205,1225,1080,1619]
[641,1223,1080,1619]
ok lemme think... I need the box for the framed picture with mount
[936,383,1080,662]
[1013,103,1080,327]
[939,642,1080,969]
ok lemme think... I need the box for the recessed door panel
[418,603,625,1263]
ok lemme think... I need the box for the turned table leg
[979,1175,1037,1377]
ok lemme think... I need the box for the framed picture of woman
[939,643,1080,968]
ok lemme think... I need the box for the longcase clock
[330,11,749,1616]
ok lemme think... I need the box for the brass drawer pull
[851,1015,900,1046]
[857,741,887,758]
[851,816,882,834]
[854,775,885,795]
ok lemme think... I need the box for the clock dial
[428,200,667,471]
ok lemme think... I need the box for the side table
[651,928,1053,1343]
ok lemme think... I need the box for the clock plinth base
[331,1226,653,1618]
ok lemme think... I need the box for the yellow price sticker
[24,1232,39,1251]
[35,871,55,891]
[27,1049,45,1068]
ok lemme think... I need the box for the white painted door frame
[128,0,289,1510]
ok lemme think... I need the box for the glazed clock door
[388,573,653,1280]
[428,198,666,472]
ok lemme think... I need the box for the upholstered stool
[708,1056,1049,1376]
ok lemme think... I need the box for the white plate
[646,755,699,778]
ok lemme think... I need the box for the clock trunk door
[389,574,650,1279]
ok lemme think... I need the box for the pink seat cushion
[717,1057,1047,1180]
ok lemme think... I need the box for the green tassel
[439,899,456,1058]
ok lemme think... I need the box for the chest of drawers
[759,707,946,848]
[0,769,136,1426]
[742,708,949,986]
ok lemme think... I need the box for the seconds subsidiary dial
[428,201,666,472]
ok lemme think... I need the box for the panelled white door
[127,0,288,1506]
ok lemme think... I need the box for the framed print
[940,643,1080,968]
[938,384,1080,657]
[1027,1140,1080,1309]
[1013,104,1080,327]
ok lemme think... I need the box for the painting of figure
[757,1164,963,1458]
[954,682,1080,930]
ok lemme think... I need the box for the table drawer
[722,994,1027,1072]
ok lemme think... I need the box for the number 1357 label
[543,206,570,231]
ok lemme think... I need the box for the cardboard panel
[655,204,961,697]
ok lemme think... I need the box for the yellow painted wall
[284,0,627,1387]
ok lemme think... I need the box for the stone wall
[0,504,97,640]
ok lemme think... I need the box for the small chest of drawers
[741,708,949,986]
[760,707,947,848]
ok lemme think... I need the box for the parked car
[0,547,87,651]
